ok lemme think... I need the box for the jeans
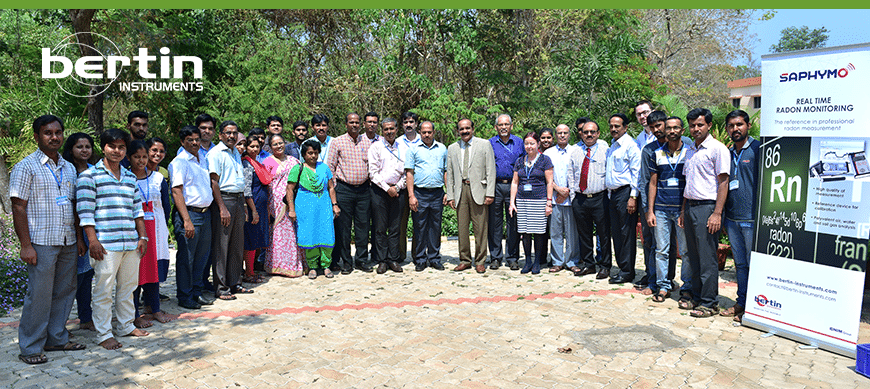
[549,204,578,267]
[174,209,212,306]
[653,209,688,292]
[725,219,753,307]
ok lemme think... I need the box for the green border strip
[6,4,870,9]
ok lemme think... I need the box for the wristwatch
[139,236,149,241]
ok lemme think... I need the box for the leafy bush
[0,213,27,317]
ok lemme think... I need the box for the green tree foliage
[770,25,829,53]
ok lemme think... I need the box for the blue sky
[750,9,870,61]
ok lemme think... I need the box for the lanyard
[583,144,598,162]
[661,144,683,173]
[383,139,401,161]
[732,147,745,167]
[137,169,151,203]
[44,162,63,191]
[524,155,538,181]
[498,138,514,153]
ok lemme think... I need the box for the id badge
[55,195,70,206]
[729,180,739,191]
[666,178,678,187]
[143,212,155,221]
[523,184,533,192]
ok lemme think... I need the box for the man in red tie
[568,120,612,279]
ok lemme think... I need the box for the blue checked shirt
[76,160,144,252]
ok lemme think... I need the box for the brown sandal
[19,354,47,364]
[652,291,670,303]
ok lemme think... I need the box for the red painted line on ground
[0,281,737,328]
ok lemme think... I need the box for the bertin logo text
[42,33,203,97]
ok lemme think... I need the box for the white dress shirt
[544,144,575,206]
[605,134,641,196]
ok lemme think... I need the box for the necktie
[580,147,591,192]
[463,143,470,180]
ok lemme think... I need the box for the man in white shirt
[369,118,407,274]
[168,125,215,310]
[605,113,641,284]
[308,114,333,163]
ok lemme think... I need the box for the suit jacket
[445,136,496,205]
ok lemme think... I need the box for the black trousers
[211,193,245,296]
[371,185,407,263]
[412,187,445,265]
[609,186,637,280]
[572,191,611,270]
[488,181,519,264]
[684,200,720,309]
[333,180,372,272]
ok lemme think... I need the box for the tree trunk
[69,9,103,135]
[0,157,11,214]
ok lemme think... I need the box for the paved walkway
[1,239,868,388]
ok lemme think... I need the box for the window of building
[732,98,740,108]
[753,96,761,109]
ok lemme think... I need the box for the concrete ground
[1,238,868,388]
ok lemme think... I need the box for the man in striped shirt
[77,128,149,350]
[646,116,691,302]
[327,113,373,274]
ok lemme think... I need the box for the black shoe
[489,261,501,270]
[596,269,610,279]
[508,261,520,271]
[415,263,427,272]
[575,266,596,276]
[376,263,388,274]
[179,300,201,310]
[609,275,633,284]
[196,295,215,306]
[355,265,374,273]
[520,260,533,274]
[159,293,170,301]
[430,262,445,271]
[388,261,403,273]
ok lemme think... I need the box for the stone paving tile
[3,239,870,388]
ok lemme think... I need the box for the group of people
[11,102,759,365]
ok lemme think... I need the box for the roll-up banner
[746,43,870,358]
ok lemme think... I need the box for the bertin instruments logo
[779,63,855,82]
[754,294,782,309]
[42,32,203,97]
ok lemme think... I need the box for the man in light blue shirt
[405,121,448,271]
[308,114,333,163]
[544,124,579,273]
[206,120,250,300]
[605,113,641,285]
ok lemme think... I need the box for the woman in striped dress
[509,131,554,274]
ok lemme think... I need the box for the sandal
[218,294,237,301]
[44,342,86,352]
[242,275,265,284]
[677,294,695,310]
[549,266,563,273]
[308,270,317,279]
[19,354,48,364]
[324,269,334,278]
[690,306,720,318]
[232,286,255,294]
[720,304,744,317]
[652,291,670,303]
